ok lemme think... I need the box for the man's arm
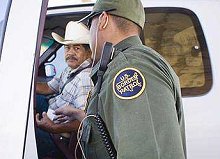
[54,105,86,122]
[36,112,80,134]
[36,82,55,95]
[51,120,80,134]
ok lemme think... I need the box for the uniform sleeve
[100,64,185,159]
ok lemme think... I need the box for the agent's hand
[55,105,86,122]
[35,112,55,132]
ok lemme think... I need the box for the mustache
[65,55,78,61]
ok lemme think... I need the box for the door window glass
[143,8,212,96]
[40,37,55,56]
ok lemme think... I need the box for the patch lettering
[113,68,146,99]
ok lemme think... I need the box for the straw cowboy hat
[51,21,90,45]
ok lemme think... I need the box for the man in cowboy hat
[55,0,186,158]
[35,21,93,159]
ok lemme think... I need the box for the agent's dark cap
[79,0,145,29]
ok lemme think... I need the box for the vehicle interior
[35,12,90,159]
[34,6,212,159]
[38,13,88,80]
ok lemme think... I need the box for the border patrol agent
[58,0,187,158]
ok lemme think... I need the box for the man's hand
[36,112,55,133]
[55,105,86,122]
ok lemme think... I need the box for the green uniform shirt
[81,36,186,159]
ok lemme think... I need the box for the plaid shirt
[47,59,93,110]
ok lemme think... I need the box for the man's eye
[74,47,80,51]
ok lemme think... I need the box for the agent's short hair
[111,15,141,35]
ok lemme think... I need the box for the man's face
[64,44,91,69]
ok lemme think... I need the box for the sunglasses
[86,9,116,29]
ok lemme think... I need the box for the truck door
[0,0,48,158]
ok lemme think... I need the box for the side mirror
[45,63,56,77]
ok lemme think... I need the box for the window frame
[143,7,212,97]
[23,0,49,157]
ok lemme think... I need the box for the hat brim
[51,32,81,45]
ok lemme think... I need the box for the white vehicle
[0,0,219,158]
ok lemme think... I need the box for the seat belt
[58,63,92,95]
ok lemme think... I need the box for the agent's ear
[98,11,109,30]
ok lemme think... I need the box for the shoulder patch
[113,67,146,99]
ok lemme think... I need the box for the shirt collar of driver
[68,58,92,75]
